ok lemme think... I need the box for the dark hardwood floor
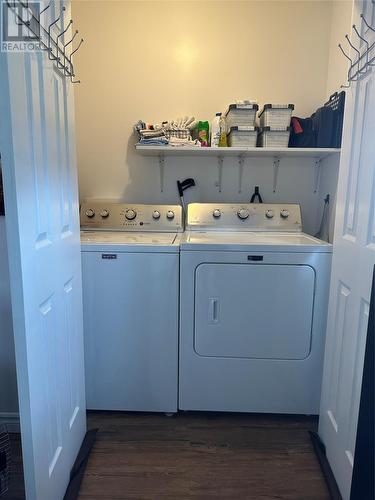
[78,411,330,500]
[2,433,25,500]
[1,412,330,499]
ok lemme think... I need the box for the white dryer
[179,203,332,414]
[80,201,182,413]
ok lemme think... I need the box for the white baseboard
[0,412,20,433]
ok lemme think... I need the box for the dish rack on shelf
[164,129,192,140]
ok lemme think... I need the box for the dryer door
[195,263,315,360]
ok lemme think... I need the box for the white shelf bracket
[158,154,165,192]
[314,158,322,193]
[273,156,280,193]
[238,155,245,193]
[217,156,224,193]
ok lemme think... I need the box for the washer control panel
[80,201,183,232]
[186,203,302,232]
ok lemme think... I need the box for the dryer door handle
[209,298,219,324]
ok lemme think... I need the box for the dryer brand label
[101,254,117,260]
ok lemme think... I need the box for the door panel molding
[0,3,86,497]
[319,3,375,498]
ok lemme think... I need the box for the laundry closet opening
[75,1,349,498]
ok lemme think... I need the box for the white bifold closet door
[319,1,375,499]
[0,1,86,499]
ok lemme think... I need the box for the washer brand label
[102,254,117,260]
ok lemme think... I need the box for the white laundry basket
[259,104,294,128]
[227,126,259,147]
[258,127,291,148]
[224,103,258,131]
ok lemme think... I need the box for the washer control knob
[85,208,95,218]
[152,210,161,220]
[125,209,137,220]
[237,208,250,220]
[166,210,175,220]
[265,209,274,219]
[280,209,290,219]
[100,209,109,218]
[213,209,221,218]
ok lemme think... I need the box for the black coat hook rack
[5,0,83,83]
[338,7,375,88]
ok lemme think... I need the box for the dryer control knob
[125,209,137,220]
[280,209,290,219]
[85,208,95,218]
[166,210,175,220]
[152,210,161,220]
[265,210,274,219]
[213,209,221,218]
[237,208,250,220]
[100,209,109,218]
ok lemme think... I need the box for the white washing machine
[179,203,332,415]
[80,201,182,413]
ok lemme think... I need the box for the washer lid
[81,231,180,252]
[181,231,332,253]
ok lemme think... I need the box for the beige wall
[73,0,335,207]
[325,0,353,97]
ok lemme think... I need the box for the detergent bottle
[198,121,209,147]
[219,115,227,147]
[210,113,221,147]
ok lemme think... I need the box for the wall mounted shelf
[135,145,341,192]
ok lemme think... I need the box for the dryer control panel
[80,201,183,232]
[186,203,302,232]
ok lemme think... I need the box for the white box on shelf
[224,103,259,131]
[258,127,291,148]
[259,104,294,128]
[227,126,258,147]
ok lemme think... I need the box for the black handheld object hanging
[177,178,196,214]
[250,186,263,203]
[0,166,4,216]
[315,194,330,240]
[177,178,196,197]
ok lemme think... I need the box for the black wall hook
[345,33,364,77]
[39,2,50,18]
[352,24,371,70]
[250,186,263,204]
[177,178,196,197]
[64,29,78,49]
[48,5,65,33]
[48,6,65,60]
[57,19,73,69]
[69,37,84,61]
[360,12,375,33]
[69,37,84,82]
